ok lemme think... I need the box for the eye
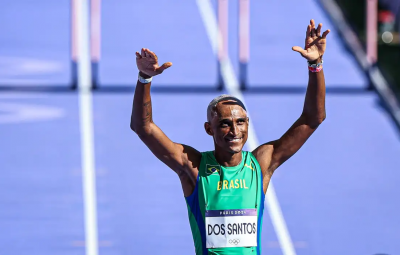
[220,120,230,127]
[237,119,246,125]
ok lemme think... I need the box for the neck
[213,148,242,167]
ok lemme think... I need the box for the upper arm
[253,114,319,175]
[135,122,201,176]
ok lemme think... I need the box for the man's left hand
[292,19,330,62]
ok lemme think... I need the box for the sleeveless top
[185,151,265,255]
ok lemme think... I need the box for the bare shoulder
[173,143,202,176]
[251,142,277,194]
[174,143,202,197]
[252,141,276,175]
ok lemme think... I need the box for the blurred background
[336,0,400,90]
[1,0,400,255]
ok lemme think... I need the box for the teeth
[228,138,241,141]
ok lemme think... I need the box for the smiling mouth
[225,137,242,143]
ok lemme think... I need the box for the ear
[204,122,214,136]
[246,117,250,125]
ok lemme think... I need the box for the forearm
[302,59,326,127]
[131,72,153,133]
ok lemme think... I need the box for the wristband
[308,60,323,73]
[138,73,153,84]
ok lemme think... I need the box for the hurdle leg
[217,0,228,91]
[71,0,78,90]
[91,0,101,90]
[239,0,250,90]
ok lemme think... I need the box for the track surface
[1,1,399,254]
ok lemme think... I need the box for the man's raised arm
[253,19,330,181]
[130,48,201,186]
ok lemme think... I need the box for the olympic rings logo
[229,239,240,245]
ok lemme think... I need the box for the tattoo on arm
[142,101,152,123]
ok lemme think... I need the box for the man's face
[205,101,249,154]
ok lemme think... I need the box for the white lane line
[76,0,99,254]
[196,0,297,254]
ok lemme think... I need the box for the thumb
[157,62,173,73]
[292,46,304,54]
[292,46,308,58]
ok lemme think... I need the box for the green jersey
[185,151,265,255]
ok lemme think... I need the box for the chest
[200,167,260,210]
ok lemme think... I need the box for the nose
[230,123,239,136]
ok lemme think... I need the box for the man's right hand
[132,48,199,197]
[136,48,172,77]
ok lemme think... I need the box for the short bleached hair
[207,94,247,121]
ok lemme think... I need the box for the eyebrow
[218,117,247,122]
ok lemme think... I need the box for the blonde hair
[207,94,247,121]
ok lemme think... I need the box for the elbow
[130,122,152,137]
[130,119,144,136]
[321,114,327,122]
[302,113,326,128]
[319,112,327,123]
[314,115,326,127]
[130,122,137,132]
[311,114,326,128]
[130,119,138,132]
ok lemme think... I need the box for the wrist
[138,72,153,84]
[308,56,323,65]
[139,71,152,79]
[308,59,323,73]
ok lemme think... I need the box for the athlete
[131,19,330,254]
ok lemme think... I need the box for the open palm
[292,19,330,62]
[136,48,172,77]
